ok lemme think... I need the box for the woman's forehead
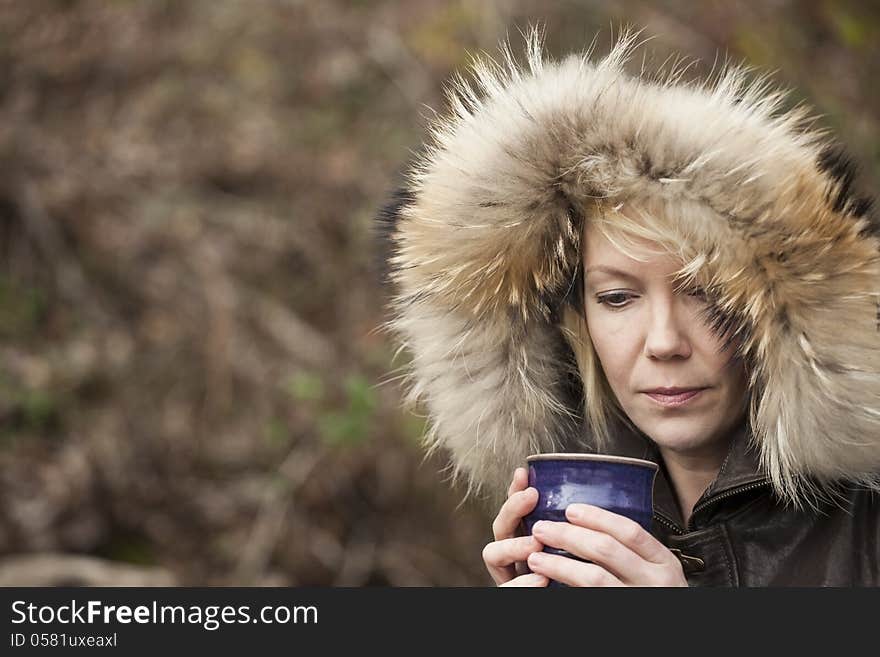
[584,223,684,279]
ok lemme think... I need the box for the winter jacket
[602,415,880,585]
[379,31,880,585]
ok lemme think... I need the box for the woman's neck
[657,440,730,527]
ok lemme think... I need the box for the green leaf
[0,276,47,338]
[828,5,869,48]
[318,410,367,447]
[285,371,325,403]
[264,417,289,446]
[343,373,377,416]
[21,389,57,432]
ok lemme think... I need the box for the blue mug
[524,453,658,586]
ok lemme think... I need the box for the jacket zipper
[652,511,685,536]
[686,479,770,532]
[652,479,771,536]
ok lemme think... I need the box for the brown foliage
[0,0,875,585]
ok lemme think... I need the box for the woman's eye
[687,287,708,300]
[596,292,634,309]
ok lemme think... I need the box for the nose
[643,298,692,360]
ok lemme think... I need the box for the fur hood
[380,30,880,510]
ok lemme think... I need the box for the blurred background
[0,0,877,586]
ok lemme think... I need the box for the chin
[631,413,722,453]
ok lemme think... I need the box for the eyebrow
[584,266,641,282]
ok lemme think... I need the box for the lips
[643,388,706,407]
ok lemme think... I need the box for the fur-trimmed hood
[380,30,880,510]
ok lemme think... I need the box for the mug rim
[526,452,659,470]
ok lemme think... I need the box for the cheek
[693,327,750,407]
[586,314,634,389]
[694,325,742,376]
[719,356,750,400]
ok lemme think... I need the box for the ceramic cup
[523,453,658,585]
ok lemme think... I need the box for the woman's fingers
[483,468,542,586]
[499,573,549,587]
[531,509,688,586]
[482,535,543,585]
[526,552,624,587]
[507,467,528,498]
[565,504,677,566]
[492,486,538,541]
[483,535,543,570]
[531,521,645,582]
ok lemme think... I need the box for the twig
[0,553,176,586]
[17,184,112,325]
[233,446,324,584]
[251,291,337,368]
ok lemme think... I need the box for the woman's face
[583,223,749,459]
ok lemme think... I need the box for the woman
[380,30,880,586]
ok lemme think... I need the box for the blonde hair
[561,196,723,450]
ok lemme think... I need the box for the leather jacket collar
[600,416,767,530]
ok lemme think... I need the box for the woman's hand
[525,503,688,587]
[482,467,549,587]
